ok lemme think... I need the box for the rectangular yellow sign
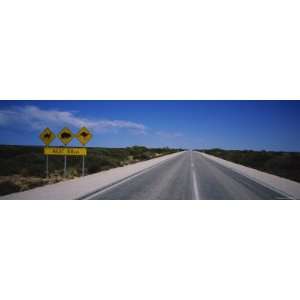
[44,147,87,156]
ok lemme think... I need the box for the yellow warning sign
[58,127,73,145]
[76,127,92,145]
[44,147,87,156]
[39,128,56,145]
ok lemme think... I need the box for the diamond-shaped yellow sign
[39,128,56,145]
[57,127,73,145]
[76,127,92,145]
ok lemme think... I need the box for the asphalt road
[89,151,288,200]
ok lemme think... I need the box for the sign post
[39,128,56,178]
[57,127,74,177]
[82,154,85,176]
[44,147,87,176]
[64,155,67,177]
[76,127,92,176]
[46,155,49,178]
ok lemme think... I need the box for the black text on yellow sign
[44,147,87,156]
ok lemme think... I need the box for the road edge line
[198,152,295,200]
[77,152,185,199]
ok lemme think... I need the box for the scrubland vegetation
[2,146,298,196]
[0,145,182,195]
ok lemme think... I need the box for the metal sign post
[43,146,87,177]
[57,128,74,178]
[39,128,56,178]
[64,155,67,177]
[76,127,92,177]
[46,155,49,178]
[82,155,85,176]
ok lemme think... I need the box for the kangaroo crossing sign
[76,127,92,145]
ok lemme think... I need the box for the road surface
[88,151,289,200]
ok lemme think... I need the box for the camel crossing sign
[39,128,56,146]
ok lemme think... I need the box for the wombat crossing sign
[58,127,74,145]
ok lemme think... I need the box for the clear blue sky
[0,100,299,151]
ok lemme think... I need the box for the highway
[89,151,289,200]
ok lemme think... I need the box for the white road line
[198,152,295,200]
[192,170,200,200]
[190,151,200,200]
[83,153,182,199]
[85,169,152,199]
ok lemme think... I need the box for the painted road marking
[81,153,184,199]
[190,151,200,200]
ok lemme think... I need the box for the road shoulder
[199,152,300,199]
[1,152,184,200]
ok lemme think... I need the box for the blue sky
[0,100,299,151]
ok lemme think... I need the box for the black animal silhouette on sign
[43,133,51,139]
[61,132,72,139]
[80,132,90,138]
